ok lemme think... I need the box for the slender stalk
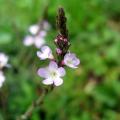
[17,7,68,120]
[17,86,53,120]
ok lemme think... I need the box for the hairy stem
[17,7,68,120]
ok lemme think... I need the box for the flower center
[67,60,72,65]
[50,71,58,79]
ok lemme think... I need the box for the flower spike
[37,7,80,86]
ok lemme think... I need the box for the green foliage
[0,0,120,120]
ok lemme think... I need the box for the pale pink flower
[34,35,46,48]
[37,61,66,86]
[64,53,80,68]
[37,46,53,60]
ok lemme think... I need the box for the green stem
[17,86,54,120]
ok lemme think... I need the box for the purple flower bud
[56,48,62,55]
[63,38,67,42]
[54,39,58,43]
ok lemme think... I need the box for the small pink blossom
[37,46,53,60]
[0,71,5,88]
[64,53,80,68]
[37,61,66,86]
[56,48,62,55]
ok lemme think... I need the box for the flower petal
[49,61,58,70]
[37,51,47,60]
[37,68,48,78]
[23,35,34,46]
[41,46,51,53]
[37,46,53,60]
[58,67,66,77]
[39,31,47,37]
[41,46,53,59]
[64,53,80,69]
[34,37,45,48]
[29,24,39,35]
[54,77,63,86]
[73,58,80,66]
[42,78,53,85]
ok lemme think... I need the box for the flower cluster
[0,53,9,88]
[37,8,80,86]
[37,45,80,86]
[23,21,50,48]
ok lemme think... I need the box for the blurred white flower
[23,34,46,48]
[29,21,50,35]
[0,71,5,88]
[23,35,34,46]
[38,61,66,86]
[29,24,39,35]
[64,53,80,68]
[37,46,53,60]
[34,35,46,48]
[0,53,9,69]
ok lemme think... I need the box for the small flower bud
[54,39,58,43]
[61,60,65,66]
[56,48,62,55]
[63,38,67,42]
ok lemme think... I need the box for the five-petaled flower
[64,53,80,68]
[37,61,66,86]
[37,46,53,60]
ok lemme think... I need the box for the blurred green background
[0,0,120,120]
